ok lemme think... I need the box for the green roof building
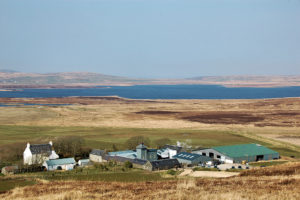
[192,144,279,163]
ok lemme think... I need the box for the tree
[154,138,171,149]
[53,136,85,158]
[125,136,151,149]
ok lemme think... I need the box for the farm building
[23,141,59,165]
[89,149,106,163]
[136,144,157,161]
[1,166,18,175]
[108,150,137,159]
[144,159,181,171]
[173,152,212,166]
[157,145,182,159]
[104,155,147,169]
[43,158,76,171]
[192,144,279,163]
[78,159,90,166]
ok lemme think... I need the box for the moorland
[0,96,299,199]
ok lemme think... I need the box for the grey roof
[90,149,106,156]
[149,159,180,169]
[136,143,147,149]
[104,155,147,165]
[173,152,203,161]
[30,144,52,155]
[163,145,182,152]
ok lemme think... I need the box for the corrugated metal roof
[213,144,278,158]
[173,152,202,161]
[104,155,147,165]
[46,158,76,166]
[150,159,180,168]
[108,150,135,155]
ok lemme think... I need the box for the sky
[0,0,300,78]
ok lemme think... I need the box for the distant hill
[0,69,18,73]
[186,75,300,87]
[0,71,149,86]
[0,71,300,88]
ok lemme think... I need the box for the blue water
[1,85,300,99]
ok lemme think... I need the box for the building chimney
[49,141,53,146]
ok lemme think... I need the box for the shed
[78,159,90,166]
[43,158,76,171]
[89,149,106,163]
[144,159,181,171]
[173,152,211,165]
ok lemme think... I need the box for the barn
[192,144,279,163]
[173,152,212,166]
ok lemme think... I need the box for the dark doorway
[57,166,62,170]
[256,155,264,161]
[209,152,214,158]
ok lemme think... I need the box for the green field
[0,125,259,148]
[0,125,299,159]
[0,178,36,193]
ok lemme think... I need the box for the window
[217,155,221,159]
[202,152,206,156]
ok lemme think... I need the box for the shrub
[166,169,176,176]
[124,161,133,169]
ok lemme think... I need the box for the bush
[124,161,133,169]
[166,169,176,176]
[125,136,151,149]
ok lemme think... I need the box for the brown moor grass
[1,162,300,200]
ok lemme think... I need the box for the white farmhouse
[23,141,59,165]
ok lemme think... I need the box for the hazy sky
[0,0,300,78]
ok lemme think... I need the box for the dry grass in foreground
[1,162,300,200]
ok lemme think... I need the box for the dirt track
[179,169,239,178]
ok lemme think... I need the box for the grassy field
[1,125,299,161]
[0,125,259,147]
[0,178,35,193]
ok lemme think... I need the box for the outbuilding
[78,159,90,166]
[43,158,76,171]
[89,149,106,163]
[173,152,211,166]
[144,159,181,171]
[192,144,279,163]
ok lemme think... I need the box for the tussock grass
[240,161,300,177]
